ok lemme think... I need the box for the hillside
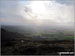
[1,27,74,55]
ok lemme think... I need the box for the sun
[27,1,48,20]
[30,1,46,14]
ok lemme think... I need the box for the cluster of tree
[1,28,74,55]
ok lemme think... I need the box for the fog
[0,0,74,32]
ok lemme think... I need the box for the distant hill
[1,25,74,42]
[1,25,74,34]
[1,27,45,43]
[1,27,74,55]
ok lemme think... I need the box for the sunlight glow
[24,1,74,26]
[27,1,49,20]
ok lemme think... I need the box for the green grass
[63,36,74,40]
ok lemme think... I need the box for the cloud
[55,0,75,5]
[0,1,26,25]
[25,1,74,27]
[0,0,74,30]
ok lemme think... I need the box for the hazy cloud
[0,0,74,30]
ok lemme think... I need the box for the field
[1,28,74,55]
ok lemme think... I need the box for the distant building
[21,40,24,43]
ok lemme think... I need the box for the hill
[1,27,74,55]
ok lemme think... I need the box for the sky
[0,0,74,30]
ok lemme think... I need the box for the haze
[0,0,74,32]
